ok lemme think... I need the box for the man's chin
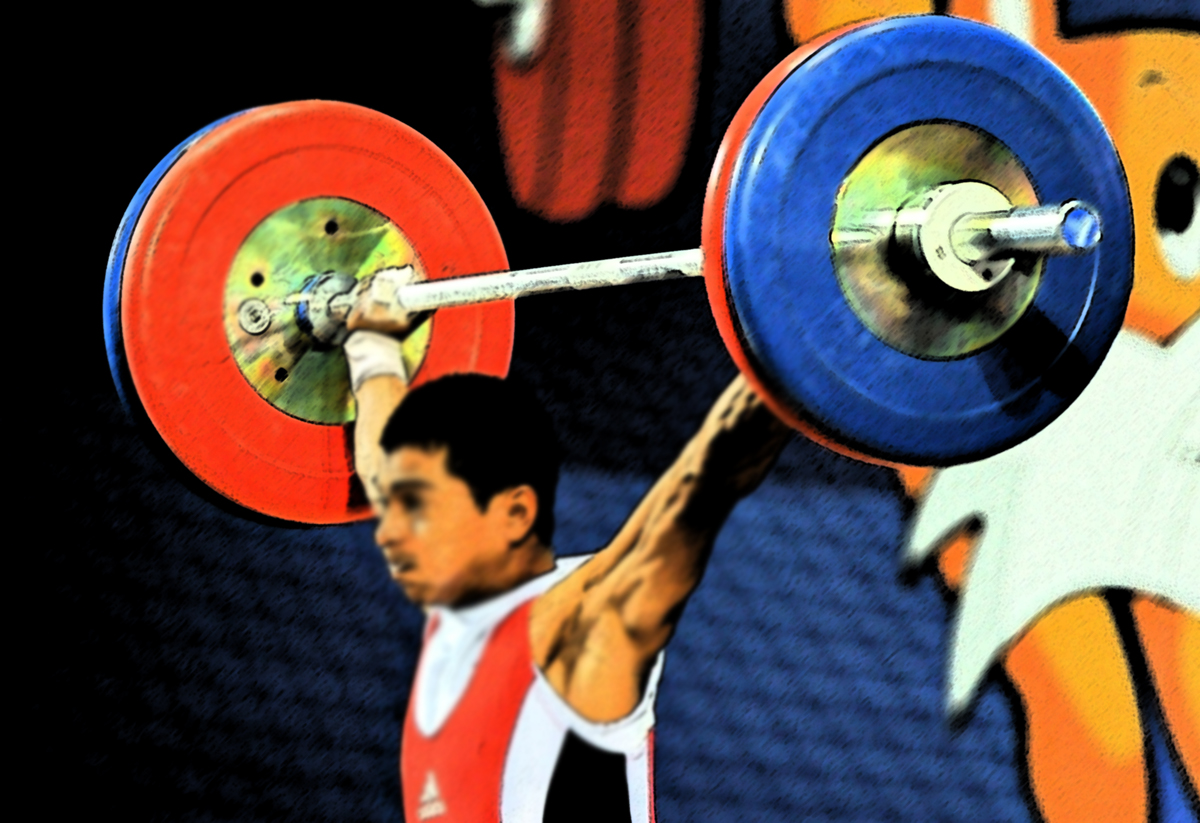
[394,576,431,605]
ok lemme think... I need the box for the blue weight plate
[103,110,251,414]
[721,15,1133,465]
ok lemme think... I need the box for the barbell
[104,15,1133,524]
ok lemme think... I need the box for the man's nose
[375,507,408,548]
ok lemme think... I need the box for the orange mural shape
[1005,596,1148,823]
[782,0,934,43]
[909,3,1198,822]
[1134,596,1200,795]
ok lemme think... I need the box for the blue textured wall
[560,464,1032,822]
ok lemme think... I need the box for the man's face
[375,445,516,607]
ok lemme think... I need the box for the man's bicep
[529,644,666,752]
[533,578,670,724]
[542,462,693,620]
[531,509,699,719]
[534,376,787,718]
[570,430,733,641]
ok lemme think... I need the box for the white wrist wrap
[344,330,408,393]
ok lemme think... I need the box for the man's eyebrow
[388,479,432,496]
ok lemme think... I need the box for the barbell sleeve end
[954,199,1103,262]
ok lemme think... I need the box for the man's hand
[531,374,792,722]
[346,265,424,337]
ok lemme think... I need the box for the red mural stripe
[544,0,621,221]
[617,0,702,209]
[493,37,551,214]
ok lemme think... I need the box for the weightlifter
[342,273,792,822]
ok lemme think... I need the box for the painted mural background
[27,1,1196,820]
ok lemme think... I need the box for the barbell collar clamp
[889,183,1102,293]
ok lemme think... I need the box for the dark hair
[380,374,561,546]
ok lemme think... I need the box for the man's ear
[499,485,539,546]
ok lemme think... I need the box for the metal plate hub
[223,197,431,425]
[830,122,1042,360]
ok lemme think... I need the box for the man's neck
[449,543,556,610]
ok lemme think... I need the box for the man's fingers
[346,266,421,334]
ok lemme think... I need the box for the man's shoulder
[548,552,595,581]
[531,552,596,599]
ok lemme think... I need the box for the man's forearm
[633,376,791,618]
[343,328,411,513]
[679,374,792,529]
[352,375,407,514]
[531,374,791,721]
[585,375,791,574]
[577,375,789,579]
[588,376,789,631]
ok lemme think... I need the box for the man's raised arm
[349,363,407,516]
[531,375,792,722]
[343,268,434,513]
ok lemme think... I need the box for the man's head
[375,374,561,606]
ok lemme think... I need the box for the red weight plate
[122,101,514,524]
[702,23,904,470]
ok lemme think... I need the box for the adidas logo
[418,771,447,820]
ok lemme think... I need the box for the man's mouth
[387,556,416,576]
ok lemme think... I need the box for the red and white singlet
[401,555,663,822]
